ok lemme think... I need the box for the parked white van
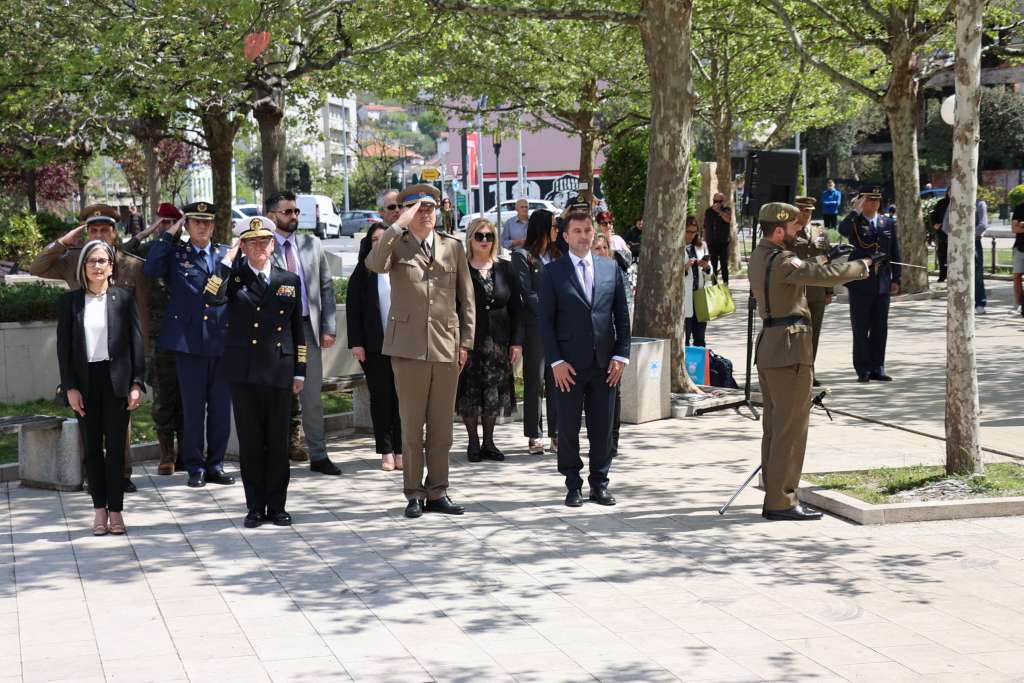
[296,194,341,239]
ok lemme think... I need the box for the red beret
[157,203,183,220]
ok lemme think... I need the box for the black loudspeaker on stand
[693,294,760,420]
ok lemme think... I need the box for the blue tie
[196,248,209,272]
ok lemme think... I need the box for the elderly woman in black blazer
[57,240,145,536]
[457,218,523,462]
[346,224,403,471]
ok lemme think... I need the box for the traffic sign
[421,167,441,181]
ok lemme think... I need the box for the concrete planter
[0,304,361,404]
[18,418,84,491]
[620,337,671,424]
[0,320,61,404]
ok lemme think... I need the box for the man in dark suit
[838,188,902,383]
[204,217,306,527]
[539,204,631,508]
[144,201,235,488]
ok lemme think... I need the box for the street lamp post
[493,133,503,244]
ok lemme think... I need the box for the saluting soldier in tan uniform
[365,184,475,519]
[791,196,832,386]
[749,202,875,521]
[29,203,149,493]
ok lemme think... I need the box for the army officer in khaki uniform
[792,196,832,386]
[365,184,475,519]
[749,202,875,521]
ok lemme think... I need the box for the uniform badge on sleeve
[276,285,296,298]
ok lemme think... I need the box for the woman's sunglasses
[473,232,495,243]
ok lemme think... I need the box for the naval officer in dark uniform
[144,201,235,488]
[204,217,306,528]
[838,188,901,383]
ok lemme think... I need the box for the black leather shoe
[243,510,265,528]
[869,372,893,382]
[187,472,205,488]
[123,478,137,493]
[467,446,482,463]
[589,487,617,506]
[565,488,584,507]
[764,504,823,521]
[310,458,342,475]
[812,378,822,388]
[424,496,465,515]
[268,510,292,526]
[404,499,424,518]
[204,469,235,485]
[481,446,505,462]
[857,374,870,383]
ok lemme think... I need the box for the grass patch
[805,463,1024,504]
[321,391,353,415]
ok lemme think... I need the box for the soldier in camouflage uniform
[122,203,184,474]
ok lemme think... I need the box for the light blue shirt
[274,232,309,317]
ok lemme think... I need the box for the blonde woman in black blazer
[57,240,145,536]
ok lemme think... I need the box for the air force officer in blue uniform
[539,204,631,508]
[838,188,901,383]
[144,201,235,488]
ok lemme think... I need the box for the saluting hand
[167,217,184,236]
[59,225,86,247]
[394,200,421,229]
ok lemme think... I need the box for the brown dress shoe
[156,436,176,475]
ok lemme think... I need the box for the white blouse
[377,272,391,333]
[83,291,109,363]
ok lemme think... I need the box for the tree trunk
[945,0,984,476]
[578,128,597,206]
[884,54,927,293]
[254,91,286,198]
[635,0,699,393]
[24,169,37,213]
[75,167,88,214]
[200,109,241,245]
[713,123,741,271]
[143,139,160,221]
[575,80,599,204]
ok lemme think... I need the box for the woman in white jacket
[683,215,712,346]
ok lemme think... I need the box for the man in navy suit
[144,201,235,488]
[838,188,902,383]
[539,203,631,508]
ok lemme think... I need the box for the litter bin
[620,337,671,424]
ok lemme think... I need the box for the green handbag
[694,274,736,322]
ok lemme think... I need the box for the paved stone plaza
[2,281,1023,682]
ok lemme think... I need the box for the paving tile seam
[2,484,23,682]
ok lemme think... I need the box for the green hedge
[0,283,65,323]
[0,213,43,268]
[1008,184,1024,211]
[333,277,348,304]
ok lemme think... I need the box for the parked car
[296,194,342,239]
[233,203,260,217]
[340,210,382,237]
[459,199,561,230]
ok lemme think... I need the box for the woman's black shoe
[481,446,505,461]
[467,446,482,462]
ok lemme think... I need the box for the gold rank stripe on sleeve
[297,345,308,363]
[204,275,223,294]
